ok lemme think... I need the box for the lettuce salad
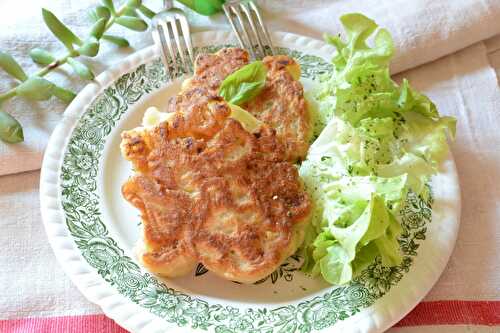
[299,13,456,285]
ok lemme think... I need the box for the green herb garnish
[219,61,267,106]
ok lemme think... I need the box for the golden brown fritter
[121,88,311,283]
[122,176,198,277]
[177,48,311,161]
[244,55,311,161]
[182,48,250,94]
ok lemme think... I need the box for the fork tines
[153,12,194,79]
[223,1,275,59]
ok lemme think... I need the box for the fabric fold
[190,0,500,73]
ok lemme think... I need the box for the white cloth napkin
[193,0,500,73]
[0,170,102,319]
[1,0,500,176]
[394,42,500,301]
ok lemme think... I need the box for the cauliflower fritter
[122,88,311,283]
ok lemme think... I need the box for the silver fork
[223,0,275,60]
[152,0,194,78]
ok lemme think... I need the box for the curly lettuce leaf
[299,160,408,284]
[299,13,456,285]
[306,191,404,285]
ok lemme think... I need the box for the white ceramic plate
[40,30,461,333]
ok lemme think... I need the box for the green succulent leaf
[16,76,55,101]
[127,0,142,8]
[79,37,100,57]
[138,4,155,19]
[0,51,28,81]
[0,110,24,143]
[101,0,116,15]
[115,16,147,31]
[123,7,139,17]
[90,18,107,39]
[67,58,94,80]
[88,10,99,23]
[29,48,56,65]
[42,8,82,50]
[53,85,76,103]
[96,6,111,21]
[102,34,130,47]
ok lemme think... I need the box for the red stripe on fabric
[396,301,500,326]
[1,301,499,332]
[0,314,127,333]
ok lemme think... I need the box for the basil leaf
[219,61,267,106]
[0,110,24,143]
[227,81,263,105]
[0,51,27,81]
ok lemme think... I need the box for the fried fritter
[244,55,311,161]
[121,89,311,283]
[178,48,311,161]
[182,48,249,94]
[122,176,197,277]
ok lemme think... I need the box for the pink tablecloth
[1,301,499,332]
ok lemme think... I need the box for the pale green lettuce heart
[299,12,455,285]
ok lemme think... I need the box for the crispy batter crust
[179,48,311,161]
[244,55,311,161]
[121,48,313,283]
[121,88,311,283]
[122,176,197,277]
[185,48,250,93]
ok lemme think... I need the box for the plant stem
[0,53,74,103]
[37,53,73,76]
[0,89,16,103]
[0,2,129,105]
[105,4,127,31]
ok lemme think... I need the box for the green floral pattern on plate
[60,45,432,332]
